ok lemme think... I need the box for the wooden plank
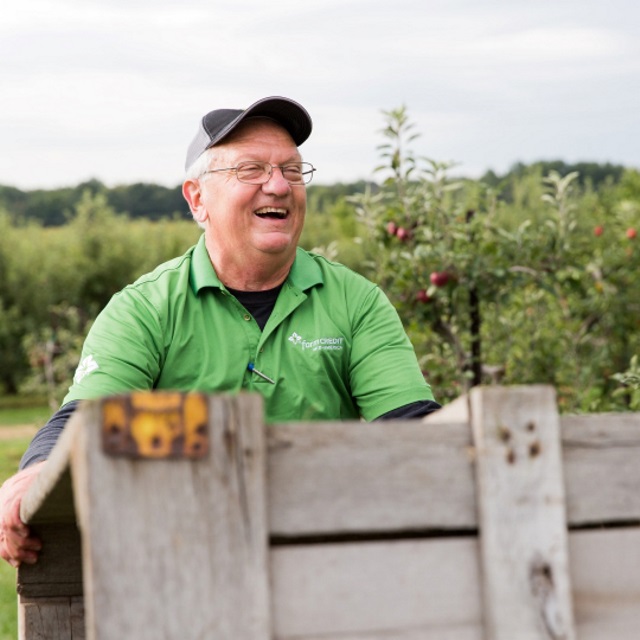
[570,527,640,640]
[271,537,483,640]
[267,408,640,538]
[18,414,84,635]
[13,389,640,640]
[267,418,476,537]
[20,409,79,525]
[17,523,82,597]
[19,399,640,546]
[269,526,640,640]
[470,385,576,640]
[70,393,271,640]
[18,596,84,640]
[561,413,640,525]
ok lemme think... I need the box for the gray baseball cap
[185,96,313,170]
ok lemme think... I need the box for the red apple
[386,221,398,236]
[627,227,637,240]
[416,289,432,303]
[594,225,604,237]
[396,227,410,241]
[429,271,450,287]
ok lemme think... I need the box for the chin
[254,232,299,255]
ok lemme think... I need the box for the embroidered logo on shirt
[288,332,344,352]
[74,355,99,384]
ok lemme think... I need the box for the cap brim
[185,96,313,171]
[212,96,312,148]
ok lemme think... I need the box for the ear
[182,179,208,225]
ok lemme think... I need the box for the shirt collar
[189,235,324,295]
[288,247,324,291]
[190,234,223,294]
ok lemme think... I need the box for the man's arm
[19,401,79,470]
[349,285,439,420]
[0,462,45,567]
[0,402,79,568]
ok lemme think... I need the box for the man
[1,96,440,568]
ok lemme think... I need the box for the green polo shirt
[64,235,435,422]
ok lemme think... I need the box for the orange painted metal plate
[101,392,209,459]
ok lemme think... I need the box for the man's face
[186,119,307,271]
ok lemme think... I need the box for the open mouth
[255,207,288,220]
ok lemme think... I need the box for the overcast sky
[2,0,639,190]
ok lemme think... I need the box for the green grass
[0,437,30,478]
[0,404,49,428]
[0,398,48,639]
[0,436,32,640]
[0,562,18,640]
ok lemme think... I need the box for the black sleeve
[19,401,80,470]
[375,399,442,421]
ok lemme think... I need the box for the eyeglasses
[200,161,316,185]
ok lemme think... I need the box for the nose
[261,166,291,196]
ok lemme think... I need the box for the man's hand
[0,462,45,568]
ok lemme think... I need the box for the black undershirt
[19,287,441,469]
[226,284,283,331]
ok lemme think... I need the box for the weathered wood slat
[470,385,575,639]
[271,537,483,640]
[15,387,640,640]
[17,524,82,597]
[268,527,640,639]
[561,413,640,526]
[267,410,640,537]
[18,596,84,640]
[65,394,270,640]
[20,407,79,525]
[267,417,476,537]
[570,527,640,639]
[20,401,640,541]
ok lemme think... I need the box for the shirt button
[243,314,251,321]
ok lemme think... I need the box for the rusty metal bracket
[102,392,209,459]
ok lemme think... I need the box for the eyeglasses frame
[200,160,316,186]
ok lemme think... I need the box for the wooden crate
[16,386,640,639]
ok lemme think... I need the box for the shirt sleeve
[348,285,437,420]
[63,287,164,405]
[19,401,80,469]
[375,399,442,420]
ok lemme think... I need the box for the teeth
[255,207,287,215]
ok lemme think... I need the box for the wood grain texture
[17,523,82,597]
[267,418,476,537]
[270,537,483,640]
[268,527,640,639]
[21,400,640,543]
[15,388,640,640]
[71,393,271,640]
[570,527,640,639]
[561,413,640,525]
[470,385,576,640]
[18,596,85,640]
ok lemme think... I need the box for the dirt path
[0,425,38,440]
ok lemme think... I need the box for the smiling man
[183,115,308,289]
[1,96,440,569]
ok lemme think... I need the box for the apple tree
[350,107,639,409]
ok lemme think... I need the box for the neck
[205,238,295,291]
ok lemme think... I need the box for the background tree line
[0,161,627,228]
[1,108,639,412]
[0,179,375,227]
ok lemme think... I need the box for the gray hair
[184,147,218,181]
[184,148,220,229]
